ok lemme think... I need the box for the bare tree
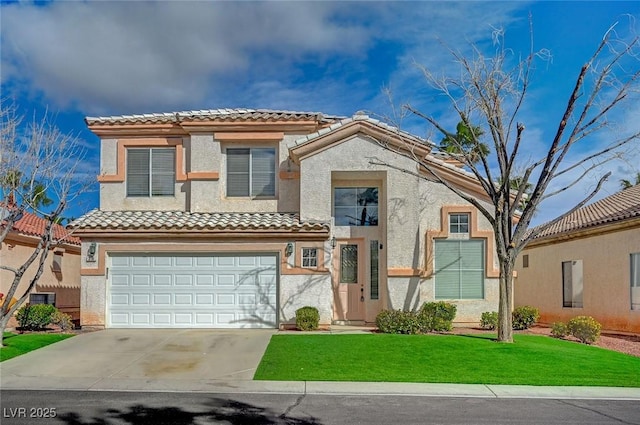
[372,20,640,342]
[0,103,90,344]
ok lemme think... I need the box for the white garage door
[108,253,277,328]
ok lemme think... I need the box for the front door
[333,241,365,322]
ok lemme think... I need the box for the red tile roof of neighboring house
[531,184,640,241]
[2,209,81,245]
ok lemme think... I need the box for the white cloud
[1,1,374,114]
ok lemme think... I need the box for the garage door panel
[132,275,151,286]
[109,253,277,328]
[153,275,172,286]
[196,275,214,286]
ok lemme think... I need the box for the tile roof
[2,209,81,245]
[290,112,432,148]
[69,210,330,233]
[85,109,344,126]
[531,184,640,240]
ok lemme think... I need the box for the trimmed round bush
[16,304,57,331]
[567,316,601,344]
[375,309,420,334]
[480,311,498,330]
[550,321,568,339]
[295,306,320,331]
[418,301,457,332]
[512,305,539,330]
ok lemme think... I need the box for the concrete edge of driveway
[2,377,640,400]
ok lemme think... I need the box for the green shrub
[550,322,568,338]
[375,310,421,334]
[512,306,539,330]
[16,304,57,330]
[295,306,320,331]
[418,301,457,332]
[567,316,601,344]
[480,311,498,330]
[51,310,74,331]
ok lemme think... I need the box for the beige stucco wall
[0,238,80,320]
[297,134,499,324]
[279,274,333,325]
[514,226,640,333]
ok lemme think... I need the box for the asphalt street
[2,390,639,425]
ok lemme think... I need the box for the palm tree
[1,169,53,209]
[620,172,640,190]
[440,120,490,164]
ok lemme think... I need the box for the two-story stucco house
[71,109,500,329]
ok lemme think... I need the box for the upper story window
[127,148,175,197]
[227,148,276,197]
[334,187,378,226]
[449,213,470,233]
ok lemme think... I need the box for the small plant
[295,306,320,331]
[512,305,539,330]
[567,316,601,344]
[480,311,498,330]
[375,310,421,334]
[16,304,57,331]
[550,322,568,339]
[51,310,74,331]
[418,301,457,332]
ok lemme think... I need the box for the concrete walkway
[1,328,639,400]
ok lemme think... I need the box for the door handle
[360,287,364,302]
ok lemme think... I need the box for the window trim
[226,147,277,198]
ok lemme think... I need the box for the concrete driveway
[1,329,278,392]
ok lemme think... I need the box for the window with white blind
[435,239,484,299]
[562,260,584,308]
[126,148,175,197]
[631,253,640,310]
[227,148,276,197]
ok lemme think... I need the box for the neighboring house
[514,185,640,333]
[71,109,500,329]
[0,208,81,321]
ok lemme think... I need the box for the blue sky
[2,1,639,225]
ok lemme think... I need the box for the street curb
[2,378,640,400]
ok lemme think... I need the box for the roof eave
[525,216,640,248]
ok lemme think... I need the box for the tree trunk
[0,313,12,347]
[497,259,515,342]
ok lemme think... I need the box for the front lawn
[254,334,640,387]
[1,332,74,362]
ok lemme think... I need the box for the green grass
[254,334,640,387]
[1,332,74,362]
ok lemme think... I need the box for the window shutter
[227,149,250,196]
[127,149,150,196]
[251,148,275,197]
[151,148,175,196]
